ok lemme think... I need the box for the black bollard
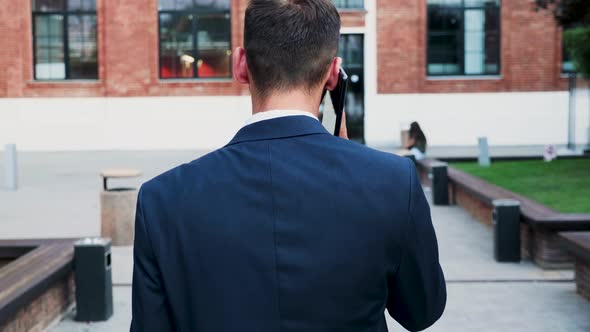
[493,199,521,263]
[430,162,449,206]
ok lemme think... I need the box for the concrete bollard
[100,169,141,246]
[478,137,491,167]
[4,144,18,190]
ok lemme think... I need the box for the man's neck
[251,89,322,117]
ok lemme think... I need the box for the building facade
[0,0,587,151]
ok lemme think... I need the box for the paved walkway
[1,151,589,331]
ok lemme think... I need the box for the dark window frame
[562,43,575,74]
[426,0,501,77]
[561,26,577,74]
[157,1,232,80]
[32,1,98,80]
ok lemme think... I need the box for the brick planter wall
[560,232,590,301]
[521,223,532,260]
[453,183,493,227]
[417,163,576,269]
[575,258,590,301]
[452,182,572,268]
[0,273,75,332]
[530,230,573,269]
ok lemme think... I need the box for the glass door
[339,34,365,143]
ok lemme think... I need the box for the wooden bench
[560,232,590,301]
[416,158,590,269]
[0,239,76,331]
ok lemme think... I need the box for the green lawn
[450,159,590,214]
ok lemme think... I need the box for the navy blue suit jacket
[131,116,446,332]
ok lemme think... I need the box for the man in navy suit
[131,0,446,331]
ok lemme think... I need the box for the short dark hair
[244,0,341,99]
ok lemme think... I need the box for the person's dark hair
[409,122,426,141]
[409,121,427,152]
[244,0,341,99]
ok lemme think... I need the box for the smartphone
[321,68,348,136]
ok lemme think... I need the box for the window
[338,34,365,143]
[32,0,98,80]
[562,29,575,74]
[158,0,231,79]
[333,0,364,9]
[427,0,500,76]
[562,44,575,74]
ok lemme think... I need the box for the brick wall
[0,0,366,98]
[453,183,494,227]
[102,0,249,97]
[0,0,251,98]
[576,258,590,301]
[340,10,367,28]
[2,1,569,98]
[530,230,573,269]
[0,273,75,332]
[377,0,568,94]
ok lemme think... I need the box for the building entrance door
[338,34,365,143]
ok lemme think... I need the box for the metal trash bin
[429,162,449,206]
[74,238,113,322]
[100,169,141,246]
[493,199,521,262]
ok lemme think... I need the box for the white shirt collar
[244,109,318,127]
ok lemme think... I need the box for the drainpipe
[567,73,577,150]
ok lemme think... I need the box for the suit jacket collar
[226,115,330,146]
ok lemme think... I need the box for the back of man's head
[244,0,341,99]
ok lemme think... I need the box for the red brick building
[0,0,585,150]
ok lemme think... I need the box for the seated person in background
[405,121,427,160]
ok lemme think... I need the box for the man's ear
[324,57,342,91]
[233,47,250,84]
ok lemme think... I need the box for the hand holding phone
[321,68,349,137]
[338,111,348,139]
